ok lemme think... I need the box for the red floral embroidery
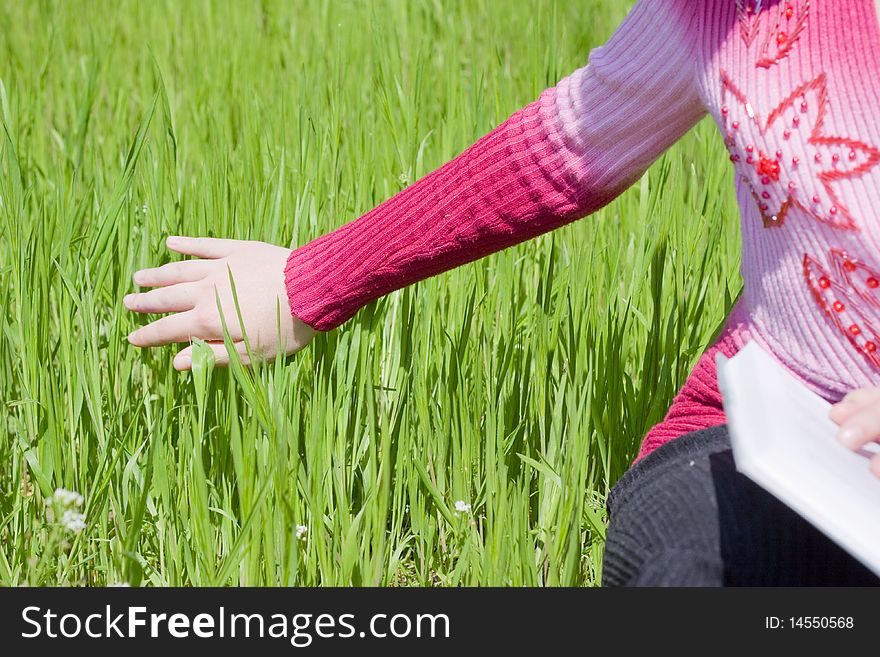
[736,1,810,68]
[736,0,764,47]
[757,1,810,68]
[804,250,880,369]
[720,70,880,230]
[827,247,880,312]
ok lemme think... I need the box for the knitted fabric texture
[284,1,880,458]
[604,424,880,586]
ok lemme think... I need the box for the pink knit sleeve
[285,0,706,331]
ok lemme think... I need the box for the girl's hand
[124,236,316,371]
[828,387,880,478]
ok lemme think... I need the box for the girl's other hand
[124,236,316,371]
[829,386,880,478]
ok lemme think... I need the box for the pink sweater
[284,0,880,460]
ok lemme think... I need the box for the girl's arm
[286,0,705,330]
[124,0,705,369]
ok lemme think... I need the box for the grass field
[0,0,742,586]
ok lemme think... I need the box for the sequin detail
[804,250,880,369]
[720,70,880,230]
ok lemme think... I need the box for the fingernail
[123,294,134,306]
[176,355,192,369]
[127,330,139,344]
[133,272,144,285]
[838,425,863,446]
[167,236,180,246]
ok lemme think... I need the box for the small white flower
[60,509,87,533]
[453,500,472,515]
[45,488,86,532]
[141,203,148,215]
[47,487,84,508]
[45,488,85,531]
[295,524,308,540]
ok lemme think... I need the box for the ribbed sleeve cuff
[283,94,596,331]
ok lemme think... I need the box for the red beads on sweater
[720,70,880,231]
[803,250,880,370]
[736,0,810,68]
[757,154,781,181]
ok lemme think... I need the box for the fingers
[165,235,240,259]
[133,259,213,287]
[829,402,861,425]
[826,388,880,478]
[173,340,252,371]
[840,386,880,407]
[128,310,203,347]
[836,404,880,450]
[124,282,200,314]
[829,386,880,424]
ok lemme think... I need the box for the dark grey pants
[602,424,880,586]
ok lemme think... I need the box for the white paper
[716,341,880,577]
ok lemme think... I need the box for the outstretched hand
[124,236,316,371]
[829,387,880,478]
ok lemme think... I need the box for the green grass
[0,0,742,586]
